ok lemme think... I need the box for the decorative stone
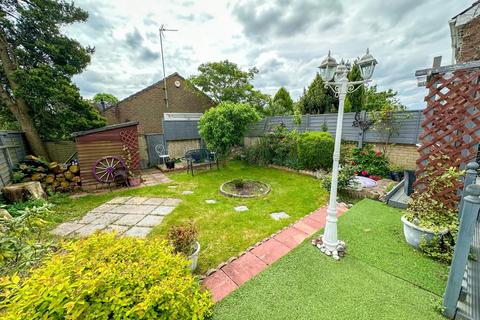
[270,212,290,221]
[234,205,249,212]
[205,199,217,204]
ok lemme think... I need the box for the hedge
[297,132,334,170]
[0,233,213,319]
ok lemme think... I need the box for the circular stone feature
[220,179,270,198]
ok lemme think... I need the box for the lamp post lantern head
[334,59,349,82]
[357,48,377,80]
[319,50,338,82]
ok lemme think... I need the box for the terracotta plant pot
[128,177,141,187]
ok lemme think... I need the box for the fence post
[459,162,479,218]
[443,184,480,318]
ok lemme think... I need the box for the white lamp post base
[312,236,347,260]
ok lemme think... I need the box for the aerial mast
[159,24,178,109]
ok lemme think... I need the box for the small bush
[0,233,213,319]
[297,132,334,170]
[231,178,245,189]
[351,145,390,178]
[0,203,53,275]
[167,222,198,256]
[321,164,357,192]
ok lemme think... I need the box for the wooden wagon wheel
[92,156,127,183]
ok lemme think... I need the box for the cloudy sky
[67,0,470,109]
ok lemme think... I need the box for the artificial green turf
[51,161,328,273]
[213,199,448,320]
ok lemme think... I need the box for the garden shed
[72,122,140,189]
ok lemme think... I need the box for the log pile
[12,155,81,192]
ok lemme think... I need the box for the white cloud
[67,0,471,109]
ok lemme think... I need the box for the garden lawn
[51,161,328,273]
[213,199,449,320]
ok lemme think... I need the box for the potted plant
[165,158,176,170]
[401,161,463,248]
[123,145,141,186]
[167,222,200,271]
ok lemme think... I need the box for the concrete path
[50,196,181,238]
[202,204,348,302]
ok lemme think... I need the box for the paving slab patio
[50,196,181,238]
[202,203,348,302]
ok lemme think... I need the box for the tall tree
[346,64,365,112]
[92,93,118,111]
[0,0,105,158]
[188,60,269,112]
[265,87,294,116]
[297,73,337,114]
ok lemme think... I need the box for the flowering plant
[351,145,390,178]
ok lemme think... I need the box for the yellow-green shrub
[0,233,213,319]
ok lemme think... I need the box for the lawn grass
[213,199,448,320]
[50,161,328,273]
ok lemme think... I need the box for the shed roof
[72,121,139,138]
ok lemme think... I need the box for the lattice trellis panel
[415,68,480,209]
[119,127,140,169]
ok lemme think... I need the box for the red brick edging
[201,203,349,302]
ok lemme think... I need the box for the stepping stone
[125,197,149,205]
[168,185,177,189]
[106,197,132,204]
[110,205,157,215]
[142,198,166,205]
[163,198,182,206]
[182,190,194,195]
[91,204,118,213]
[115,214,146,226]
[90,213,124,225]
[151,206,175,216]
[270,212,290,221]
[205,199,217,204]
[104,224,129,234]
[50,222,84,236]
[124,226,152,238]
[234,205,249,212]
[78,212,103,224]
[74,224,107,237]
[137,215,164,227]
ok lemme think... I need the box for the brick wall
[371,144,418,170]
[457,16,480,63]
[103,74,213,135]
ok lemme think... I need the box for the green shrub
[297,132,334,170]
[0,233,213,319]
[243,125,299,168]
[321,164,357,192]
[0,203,53,275]
[198,102,260,157]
